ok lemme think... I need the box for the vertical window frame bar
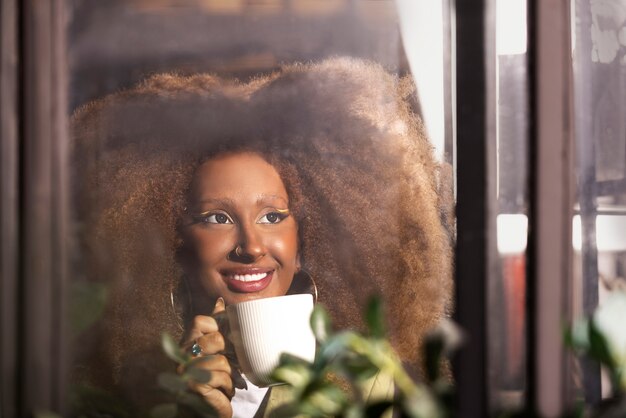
[571,0,601,403]
[453,0,497,416]
[1,0,20,415]
[527,0,575,415]
[20,0,69,415]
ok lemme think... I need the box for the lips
[221,268,274,293]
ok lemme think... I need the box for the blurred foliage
[562,291,626,418]
[268,297,460,418]
[499,291,626,418]
[69,384,138,418]
[150,333,218,418]
[36,292,626,417]
[69,281,108,337]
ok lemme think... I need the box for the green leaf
[364,401,393,417]
[423,334,444,383]
[185,366,212,384]
[272,362,313,388]
[320,332,358,359]
[338,356,378,382]
[161,332,188,364]
[69,281,108,336]
[69,384,135,418]
[279,352,312,366]
[306,384,347,415]
[296,400,339,418]
[345,404,365,418]
[365,297,385,339]
[178,391,218,416]
[588,320,616,369]
[310,305,332,343]
[33,411,64,418]
[157,372,188,393]
[403,391,442,418]
[267,403,303,418]
[150,403,178,418]
[564,319,590,351]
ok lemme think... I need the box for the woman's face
[183,152,300,306]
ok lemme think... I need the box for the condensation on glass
[67,0,454,414]
[571,0,626,404]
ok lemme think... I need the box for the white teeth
[231,272,268,282]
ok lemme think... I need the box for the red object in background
[502,253,526,384]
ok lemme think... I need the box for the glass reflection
[68,1,455,415]
[572,0,626,404]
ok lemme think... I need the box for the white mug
[226,294,316,387]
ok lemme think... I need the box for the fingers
[232,368,247,390]
[180,327,226,358]
[196,330,226,354]
[212,297,225,315]
[212,297,229,332]
[177,298,236,418]
[193,355,235,399]
[191,354,246,391]
[181,315,219,345]
[181,297,227,345]
[189,355,235,416]
[191,369,234,398]
[193,353,232,375]
[194,386,233,418]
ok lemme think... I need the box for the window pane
[571,0,626,403]
[490,0,530,410]
[67,1,454,414]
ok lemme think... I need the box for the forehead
[191,152,288,201]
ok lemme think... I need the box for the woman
[177,151,306,417]
[72,57,453,416]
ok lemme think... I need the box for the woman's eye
[195,213,232,224]
[258,212,287,224]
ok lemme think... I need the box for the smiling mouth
[231,272,269,282]
[222,270,274,293]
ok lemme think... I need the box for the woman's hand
[181,297,235,418]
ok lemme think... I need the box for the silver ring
[235,246,243,257]
[190,341,203,357]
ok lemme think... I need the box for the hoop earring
[288,269,318,303]
[170,276,193,331]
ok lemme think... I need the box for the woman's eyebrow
[256,194,289,206]
[193,197,236,207]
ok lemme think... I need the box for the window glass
[491,0,529,410]
[571,0,626,403]
[67,1,455,414]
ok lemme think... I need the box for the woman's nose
[233,225,266,261]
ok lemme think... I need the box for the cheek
[188,229,233,265]
[272,228,299,265]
